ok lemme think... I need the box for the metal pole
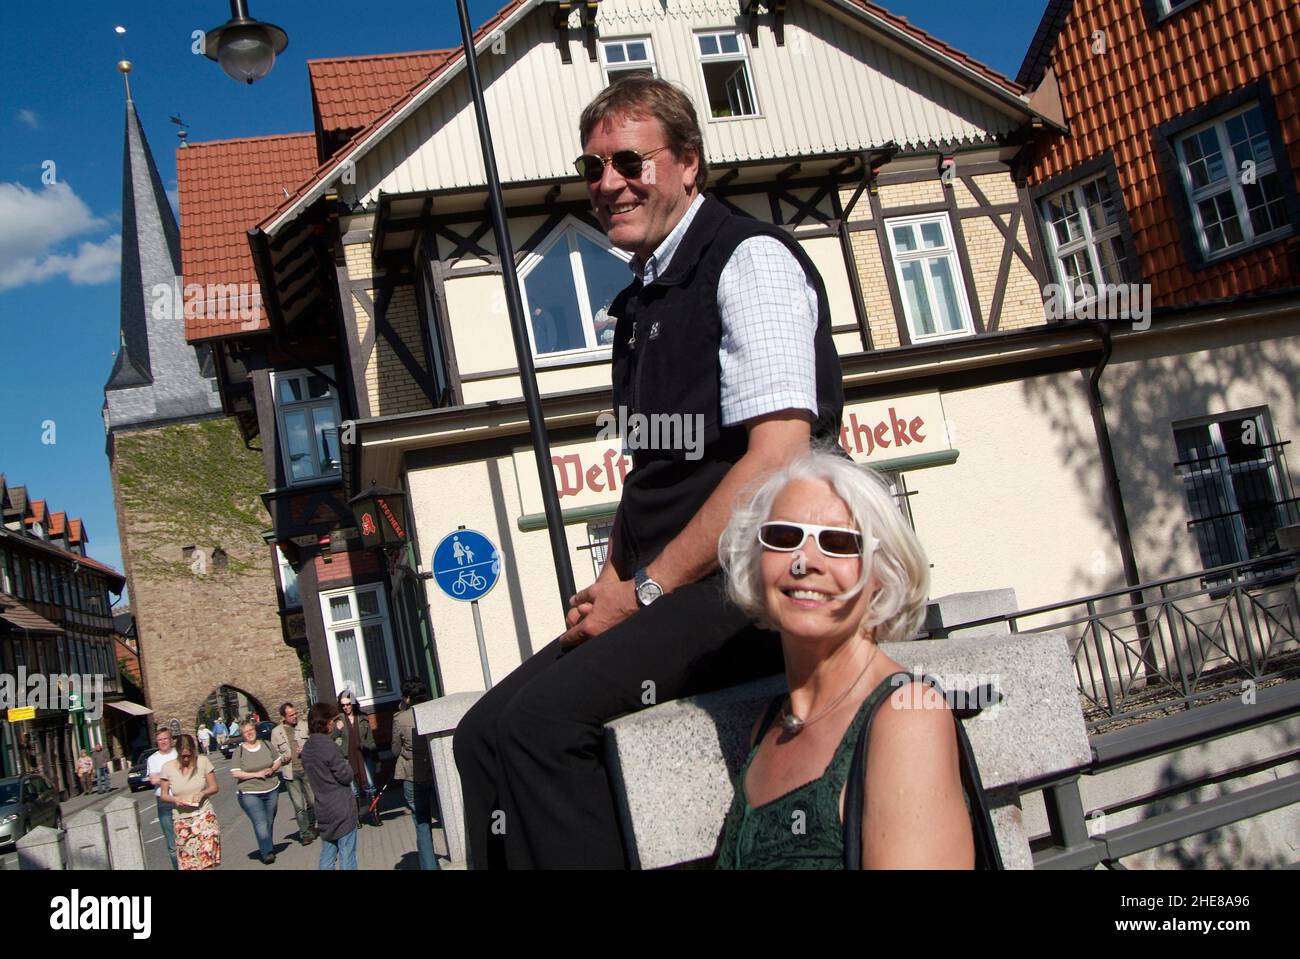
[471,600,492,690]
[454,0,576,615]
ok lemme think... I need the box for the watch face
[637,580,662,605]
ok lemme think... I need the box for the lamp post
[202,0,288,85]
[205,0,578,617]
[451,0,576,612]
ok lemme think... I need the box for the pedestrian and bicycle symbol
[432,529,500,602]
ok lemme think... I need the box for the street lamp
[203,0,288,84]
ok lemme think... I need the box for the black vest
[608,194,844,577]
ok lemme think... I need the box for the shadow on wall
[1019,328,1300,588]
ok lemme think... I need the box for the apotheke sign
[513,392,952,517]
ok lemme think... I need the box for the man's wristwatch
[634,567,664,608]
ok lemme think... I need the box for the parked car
[127,748,157,792]
[219,721,275,759]
[0,774,62,849]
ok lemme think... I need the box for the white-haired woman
[715,448,973,869]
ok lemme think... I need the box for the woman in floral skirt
[160,733,221,870]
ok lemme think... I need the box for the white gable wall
[353,0,1024,201]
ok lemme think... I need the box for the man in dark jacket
[454,77,844,869]
[302,703,358,871]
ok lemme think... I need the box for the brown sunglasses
[573,146,670,183]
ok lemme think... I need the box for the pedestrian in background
[197,724,213,755]
[271,701,317,846]
[331,691,378,822]
[160,733,221,870]
[76,750,94,796]
[392,679,439,870]
[146,726,179,869]
[303,702,358,870]
[91,740,111,793]
[212,718,228,749]
[230,720,285,865]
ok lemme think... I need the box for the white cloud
[16,108,39,129]
[0,182,119,292]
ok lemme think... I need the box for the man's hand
[559,577,639,649]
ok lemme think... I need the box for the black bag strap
[842,672,1004,870]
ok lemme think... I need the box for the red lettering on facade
[874,421,890,449]
[553,454,584,498]
[585,464,606,493]
[910,416,926,442]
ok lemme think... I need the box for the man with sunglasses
[454,76,843,869]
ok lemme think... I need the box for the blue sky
[0,0,1047,604]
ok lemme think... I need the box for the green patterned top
[716,674,906,870]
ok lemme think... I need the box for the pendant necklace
[781,642,880,736]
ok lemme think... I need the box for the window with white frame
[272,369,343,485]
[319,583,400,706]
[695,31,758,119]
[884,214,974,342]
[1040,174,1132,311]
[520,218,632,358]
[601,37,656,84]
[1175,104,1290,260]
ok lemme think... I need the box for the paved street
[2,751,454,871]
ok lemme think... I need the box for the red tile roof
[76,553,125,586]
[48,511,66,537]
[26,499,46,526]
[177,133,320,341]
[67,518,85,544]
[309,49,456,142]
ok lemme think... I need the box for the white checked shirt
[631,194,819,427]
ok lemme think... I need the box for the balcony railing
[942,552,1300,731]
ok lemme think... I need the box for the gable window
[1040,174,1133,311]
[272,369,343,485]
[695,31,758,119]
[520,218,632,358]
[319,583,400,706]
[1174,410,1298,577]
[601,38,656,84]
[1155,85,1300,271]
[884,214,974,342]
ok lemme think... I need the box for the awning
[105,700,153,717]
[0,603,62,634]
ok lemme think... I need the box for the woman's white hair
[718,448,931,646]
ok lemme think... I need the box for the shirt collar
[631,193,706,284]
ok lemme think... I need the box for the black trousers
[453,574,783,869]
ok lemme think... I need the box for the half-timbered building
[181,0,1298,705]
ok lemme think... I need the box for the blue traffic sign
[431,529,501,602]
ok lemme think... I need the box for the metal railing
[945,552,1300,731]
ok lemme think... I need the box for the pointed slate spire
[103,60,221,429]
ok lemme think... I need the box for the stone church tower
[102,64,303,732]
